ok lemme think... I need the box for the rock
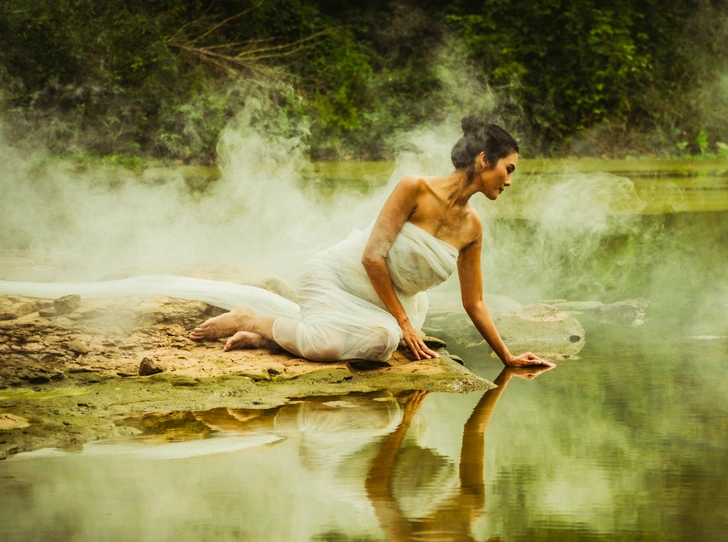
[0,301,40,321]
[39,308,58,318]
[549,298,651,326]
[0,413,30,430]
[425,293,585,358]
[54,295,81,315]
[20,343,45,353]
[162,324,186,336]
[494,304,586,355]
[230,368,271,380]
[594,299,651,326]
[67,339,90,354]
[422,335,447,349]
[139,357,163,376]
[449,354,465,366]
[154,299,210,329]
[348,360,390,372]
[262,362,287,376]
[547,300,605,312]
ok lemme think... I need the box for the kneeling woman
[190,116,554,369]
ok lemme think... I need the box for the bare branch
[188,2,263,45]
[167,0,218,44]
[167,4,331,86]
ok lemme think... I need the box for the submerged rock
[595,299,651,326]
[425,293,585,359]
[548,298,650,326]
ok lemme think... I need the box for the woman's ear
[476,152,489,171]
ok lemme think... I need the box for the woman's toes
[224,331,248,351]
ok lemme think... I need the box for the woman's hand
[401,321,439,360]
[402,390,430,421]
[506,352,556,368]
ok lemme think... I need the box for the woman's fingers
[407,337,426,359]
[509,352,556,368]
[417,338,439,358]
[401,322,440,360]
[404,335,439,359]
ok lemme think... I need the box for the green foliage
[1,0,727,161]
[446,0,696,153]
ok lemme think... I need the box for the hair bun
[461,115,485,136]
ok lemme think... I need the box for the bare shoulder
[461,206,483,247]
[395,175,432,194]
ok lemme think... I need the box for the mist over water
[0,104,389,281]
[1,94,727,344]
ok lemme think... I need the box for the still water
[1,160,727,541]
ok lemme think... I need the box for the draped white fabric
[0,221,459,362]
[273,222,458,361]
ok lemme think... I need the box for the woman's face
[477,151,518,200]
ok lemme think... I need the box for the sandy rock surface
[0,293,491,459]
[0,294,479,387]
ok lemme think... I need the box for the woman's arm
[362,177,439,359]
[458,228,555,368]
[365,391,429,541]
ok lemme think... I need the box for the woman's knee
[296,323,399,363]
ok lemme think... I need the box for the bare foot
[189,306,254,341]
[224,331,279,352]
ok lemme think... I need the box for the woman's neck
[436,170,481,208]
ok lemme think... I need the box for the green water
[1,160,727,541]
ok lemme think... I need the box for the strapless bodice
[386,222,459,295]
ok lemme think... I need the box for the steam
[1,27,725,343]
[0,82,690,306]
[0,100,389,282]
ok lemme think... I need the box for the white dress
[0,222,459,362]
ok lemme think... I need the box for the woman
[189,116,554,369]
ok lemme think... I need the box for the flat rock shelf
[0,294,493,459]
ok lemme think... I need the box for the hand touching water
[506,351,556,368]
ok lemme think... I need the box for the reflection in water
[194,393,405,471]
[1,347,727,541]
[115,370,543,541]
[366,367,550,541]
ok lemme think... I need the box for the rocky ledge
[0,293,492,459]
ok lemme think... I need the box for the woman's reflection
[365,366,552,541]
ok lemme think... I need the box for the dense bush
[1,0,727,161]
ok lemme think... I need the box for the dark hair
[450,116,519,175]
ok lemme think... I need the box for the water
[1,160,727,541]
